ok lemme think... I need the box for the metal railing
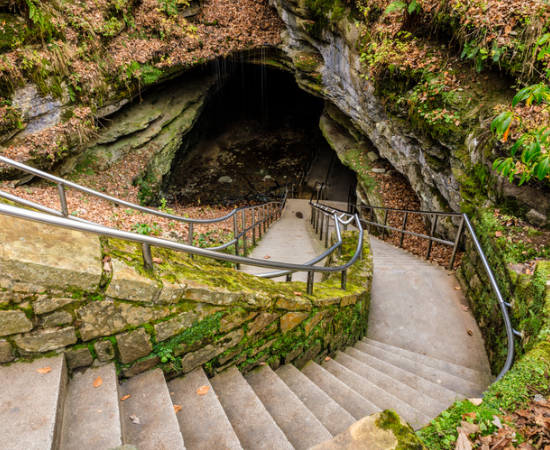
[316,183,516,382]
[0,156,364,295]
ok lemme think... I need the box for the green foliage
[385,0,421,15]
[132,222,162,236]
[158,0,190,17]
[492,82,550,185]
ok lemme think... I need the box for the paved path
[241,199,326,282]
[368,237,490,373]
[243,202,491,375]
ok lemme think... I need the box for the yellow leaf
[197,385,210,395]
[120,395,131,401]
[36,367,52,374]
[93,377,103,388]
[502,123,511,142]
[173,405,182,414]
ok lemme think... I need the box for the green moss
[376,410,425,450]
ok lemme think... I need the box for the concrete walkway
[368,237,491,375]
[241,199,325,282]
[243,202,491,376]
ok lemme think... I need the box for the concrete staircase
[0,199,494,449]
[0,333,492,450]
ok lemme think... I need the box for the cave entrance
[164,61,356,205]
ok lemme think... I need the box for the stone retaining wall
[0,214,372,378]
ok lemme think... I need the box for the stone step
[0,355,67,450]
[343,347,461,405]
[321,358,430,430]
[246,365,332,449]
[276,364,356,436]
[168,367,242,450]
[59,363,123,450]
[334,351,447,419]
[210,366,293,450]
[354,341,485,397]
[119,368,185,450]
[364,338,493,387]
[300,361,379,420]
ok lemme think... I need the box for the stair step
[301,361,379,420]
[120,368,185,450]
[168,368,242,450]
[321,358,430,430]
[246,365,332,449]
[344,347,461,405]
[334,351,447,418]
[355,341,485,397]
[59,363,123,450]
[0,355,67,450]
[211,366,293,450]
[364,338,493,387]
[276,364,356,436]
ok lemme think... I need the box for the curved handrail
[315,183,515,382]
[0,157,365,295]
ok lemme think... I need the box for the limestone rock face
[269,0,458,215]
[0,215,102,292]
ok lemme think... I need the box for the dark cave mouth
[163,62,357,205]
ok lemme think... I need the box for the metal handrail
[0,158,365,295]
[0,155,287,254]
[317,183,515,382]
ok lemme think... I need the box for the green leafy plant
[492,82,550,185]
[132,222,162,236]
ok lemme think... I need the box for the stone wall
[0,213,372,378]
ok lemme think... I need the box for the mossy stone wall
[0,214,372,379]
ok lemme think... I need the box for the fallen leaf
[36,367,52,374]
[467,329,474,336]
[461,305,469,311]
[130,414,141,425]
[461,421,480,435]
[93,376,103,388]
[173,405,182,413]
[120,395,131,401]
[325,356,331,361]
[197,385,210,395]
[495,231,503,237]
[492,415,503,428]
[455,430,473,450]
[263,255,271,259]
[153,257,163,264]
[293,292,302,296]
[455,287,462,290]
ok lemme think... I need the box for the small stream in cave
[164,61,357,205]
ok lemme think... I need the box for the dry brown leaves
[369,167,461,268]
[36,367,52,374]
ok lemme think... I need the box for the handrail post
[188,222,194,259]
[233,214,240,269]
[341,269,347,290]
[242,209,247,257]
[449,216,465,270]
[381,210,388,239]
[399,212,408,248]
[141,242,154,272]
[426,215,438,260]
[57,183,69,217]
[252,207,256,246]
[263,205,267,232]
[319,213,324,241]
[307,271,314,295]
[368,209,374,233]
[286,273,292,282]
[325,215,330,248]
